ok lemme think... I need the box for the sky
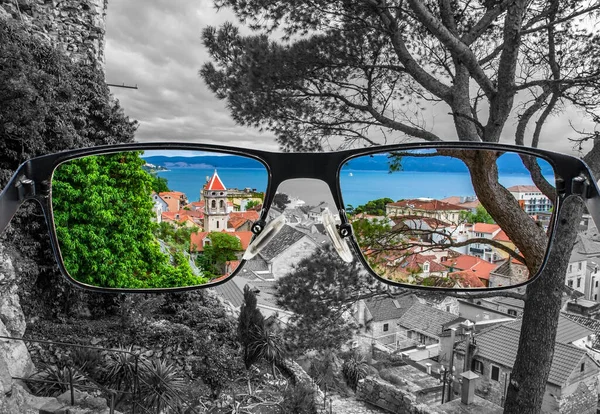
[104,0,597,156]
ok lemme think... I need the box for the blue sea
[157,167,546,208]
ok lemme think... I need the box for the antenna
[106,83,138,89]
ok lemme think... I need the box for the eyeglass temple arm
[0,163,31,235]
[583,176,600,232]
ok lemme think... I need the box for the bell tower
[203,170,229,232]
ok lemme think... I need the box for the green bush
[342,353,367,391]
[26,364,88,397]
[139,358,186,413]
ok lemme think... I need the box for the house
[386,199,469,226]
[212,275,294,325]
[565,232,600,301]
[353,293,420,349]
[507,184,552,214]
[158,191,187,212]
[151,192,168,222]
[441,254,498,287]
[466,223,502,262]
[397,302,458,348]
[189,231,253,253]
[248,224,319,278]
[457,298,519,323]
[441,195,480,212]
[453,318,599,413]
[488,259,529,288]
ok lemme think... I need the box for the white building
[507,185,552,214]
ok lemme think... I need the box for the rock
[39,399,68,413]
[0,351,12,394]
[1,383,57,414]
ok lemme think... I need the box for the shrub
[27,364,88,397]
[139,358,186,413]
[279,382,318,414]
[379,368,405,386]
[342,353,367,391]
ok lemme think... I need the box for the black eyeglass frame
[1,141,598,293]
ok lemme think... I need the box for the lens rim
[3,140,596,292]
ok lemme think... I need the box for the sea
[156,167,546,209]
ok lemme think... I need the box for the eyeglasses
[1,141,598,292]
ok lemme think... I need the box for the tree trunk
[503,197,584,413]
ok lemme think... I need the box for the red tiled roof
[228,216,251,230]
[159,191,186,198]
[441,254,496,280]
[507,185,540,193]
[399,253,447,273]
[441,196,480,209]
[396,215,452,228]
[493,229,511,242]
[206,171,226,191]
[448,271,487,288]
[388,199,468,212]
[229,211,260,221]
[472,223,500,234]
[190,230,253,252]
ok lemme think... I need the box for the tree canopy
[202,1,600,411]
[52,152,209,289]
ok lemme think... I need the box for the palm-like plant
[139,358,186,413]
[26,363,87,397]
[342,353,368,391]
[104,345,140,393]
[248,326,286,378]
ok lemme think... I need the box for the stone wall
[0,0,108,67]
[356,376,442,413]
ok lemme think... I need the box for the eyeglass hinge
[15,178,51,201]
[572,174,592,199]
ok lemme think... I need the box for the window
[569,264,573,273]
[568,280,573,288]
[595,294,597,301]
[211,200,216,209]
[219,200,224,208]
[507,309,517,317]
[596,281,598,288]
[472,359,484,374]
[491,365,500,381]
[577,278,581,288]
[579,262,583,271]
[423,262,430,273]
[383,323,389,332]
[581,362,585,372]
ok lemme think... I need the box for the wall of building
[0,0,108,67]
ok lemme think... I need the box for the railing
[0,335,203,414]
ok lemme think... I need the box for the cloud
[105,0,596,157]
[105,0,278,150]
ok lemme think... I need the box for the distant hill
[143,155,265,169]
[144,152,554,176]
[342,152,554,175]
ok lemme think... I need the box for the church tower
[203,170,229,232]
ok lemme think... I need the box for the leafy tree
[201,2,600,410]
[52,152,208,289]
[352,198,394,216]
[460,205,495,224]
[277,244,379,354]
[150,175,170,193]
[196,231,243,276]
[245,199,261,210]
[272,193,291,210]
[0,19,138,316]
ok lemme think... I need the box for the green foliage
[277,244,371,354]
[352,198,394,216]
[51,152,208,289]
[196,231,242,276]
[459,205,495,224]
[342,353,367,392]
[155,222,198,252]
[245,199,261,209]
[279,382,318,414]
[150,175,170,193]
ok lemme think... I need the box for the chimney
[460,371,479,405]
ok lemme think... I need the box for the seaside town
[150,168,600,413]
